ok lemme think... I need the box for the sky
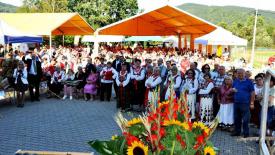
[1,0,275,11]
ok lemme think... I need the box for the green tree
[272,29,275,45]
[217,21,228,29]
[228,16,273,47]
[68,0,138,29]
[17,0,68,13]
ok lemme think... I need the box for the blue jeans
[234,103,250,136]
[259,106,275,129]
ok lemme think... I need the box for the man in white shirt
[25,51,42,102]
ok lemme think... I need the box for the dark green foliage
[178,3,275,47]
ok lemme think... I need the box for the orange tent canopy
[97,5,217,36]
[0,13,94,36]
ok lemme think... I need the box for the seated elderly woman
[48,66,64,98]
[74,66,86,97]
[62,69,75,100]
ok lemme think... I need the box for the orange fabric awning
[0,13,94,35]
[97,5,217,36]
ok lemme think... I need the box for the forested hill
[178,3,275,27]
[0,2,17,12]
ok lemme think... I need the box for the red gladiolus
[151,134,158,141]
[159,128,166,137]
[180,140,186,148]
[202,131,208,137]
[156,108,161,113]
[173,103,179,111]
[173,112,177,119]
[176,134,182,141]
[158,143,165,150]
[196,135,204,144]
[151,123,158,131]
[193,143,200,150]
[125,134,139,146]
[188,121,193,129]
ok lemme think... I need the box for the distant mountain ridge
[1,2,274,26]
[0,2,17,13]
[177,3,275,27]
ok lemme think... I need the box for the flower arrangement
[89,91,218,155]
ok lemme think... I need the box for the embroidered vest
[119,71,127,82]
[103,68,113,80]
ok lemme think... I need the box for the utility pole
[250,9,258,68]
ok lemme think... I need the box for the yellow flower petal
[204,146,216,155]
[127,141,148,155]
[127,118,142,127]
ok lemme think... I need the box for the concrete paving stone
[0,98,259,155]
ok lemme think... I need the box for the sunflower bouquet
[89,92,218,155]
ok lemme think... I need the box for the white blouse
[13,68,28,84]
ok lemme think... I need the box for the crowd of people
[0,44,274,138]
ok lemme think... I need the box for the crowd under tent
[124,36,163,42]
[82,35,125,43]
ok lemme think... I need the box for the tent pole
[49,35,52,50]
[62,35,64,46]
[184,35,187,49]
[94,31,99,55]
[178,33,182,50]
[190,35,194,51]
[250,9,258,68]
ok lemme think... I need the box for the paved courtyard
[0,98,258,155]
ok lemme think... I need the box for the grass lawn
[231,49,275,69]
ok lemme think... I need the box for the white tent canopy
[82,35,125,42]
[195,27,247,46]
[0,19,42,44]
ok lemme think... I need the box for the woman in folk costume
[62,69,75,100]
[116,63,131,111]
[48,66,64,97]
[145,67,162,108]
[181,69,199,120]
[100,62,117,101]
[198,64,211,85]
[130,59,145,111]
[217,76,234,130]
[144,65,154,108]
[84,67,98,101]
[198,73,214,125]
[164,66,182,100]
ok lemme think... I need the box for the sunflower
[163,119,182,126]
[158,101,169,108]
[163,119,190,130]
[192,122,209,134]
[127,141,148,155]
[127,118,142,127]
[204,146,216,155]
[180,122,191,131]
